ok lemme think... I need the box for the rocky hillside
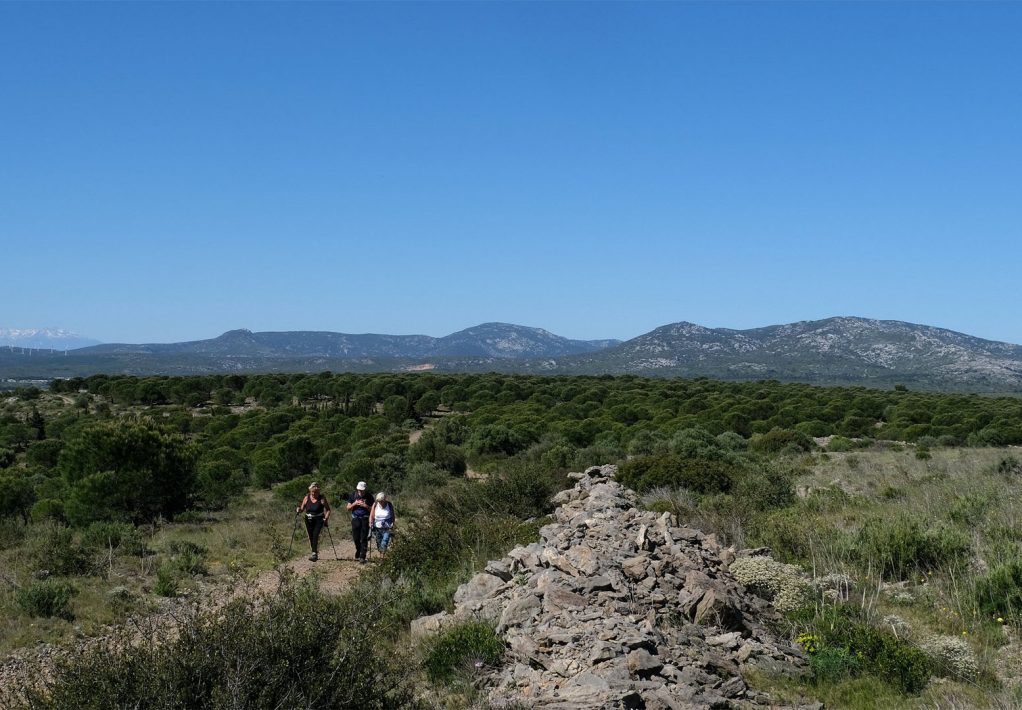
[6,317,1022,393]
[537,317,1022,391]
[414,465,812,709]
[76,323,619,360]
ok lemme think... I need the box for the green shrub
[17,579,76,620]
[33,525,94,576]
[400,462,450,496]
[809,646,861,684]
[423,621,504,684]
[617,454,738,494]
[948,493,991,526]
[974,561,1022,623]
[749,428,815,454]
[166,540,208,575]
[730,460,796,510]
[26,440,63,469]
[30,498,65,523]
[826,437,857,452]
[854,516,970,580]
[60,420,198,525]
[154,566,178,597]
[81,521,146,556]
[21,579,408,709]
[194,459,248,507]
[755,508,823,562]
[0,447,16,468]
[800,606,933,694]
[272,476,314,505]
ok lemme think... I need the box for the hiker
[346,481,373,563]
[369,491,396,556]
[296,482,330,562]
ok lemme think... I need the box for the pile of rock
[415,465,812,709]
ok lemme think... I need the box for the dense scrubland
[2,372,1022,707]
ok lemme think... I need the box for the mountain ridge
[76,322,621,359]
[0,328,100,351]
[4,317,1022,393]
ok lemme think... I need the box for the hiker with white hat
[346,481,373,563]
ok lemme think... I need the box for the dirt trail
[247,536,370,597]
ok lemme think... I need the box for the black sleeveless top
[302,495,327,516]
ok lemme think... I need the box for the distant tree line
[0,372,1017,526]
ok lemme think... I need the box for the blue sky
[3,2,1021,344]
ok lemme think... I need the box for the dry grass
[762,446,1022,708]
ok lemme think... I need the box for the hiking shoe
[360,558,367,565]
[309,553,318,562]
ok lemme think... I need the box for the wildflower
[998,617,1005,623]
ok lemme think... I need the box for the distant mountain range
[522,317,1022,390]
[0,328,100,351]
[3,318,1022,392]
[79,323,620,359]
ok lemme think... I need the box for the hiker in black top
[296,482,330,562]
[347,481,372,563]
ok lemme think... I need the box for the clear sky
[3,2,1021,345]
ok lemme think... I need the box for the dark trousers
[351,516,370,559]
[305,516,324,553]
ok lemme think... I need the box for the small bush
[826,437,857,452]
[617,454,738,494]
[921,635,979,679]
[800,606,933,694]
[948,493,991,526]
[166,540,208,575]
[23,579,409,709]
[809,646,861,684]
[154,566,178,597]
[996,455,1022,476]
[749,428,815,455]
[854,516,970,580]
[423,621,504,684]
[272,476,314,505]
[81,521,146,556]
[30,498,66,523]
[729,554,813,612]
[33,525,94,576]
[17,579,76,620]
[974,561,1022,623]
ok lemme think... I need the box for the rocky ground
[415,465,817,709]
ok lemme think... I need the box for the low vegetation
[0,372,1021,707]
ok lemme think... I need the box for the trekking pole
[288,510,298,559]
[324,520,339,561]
